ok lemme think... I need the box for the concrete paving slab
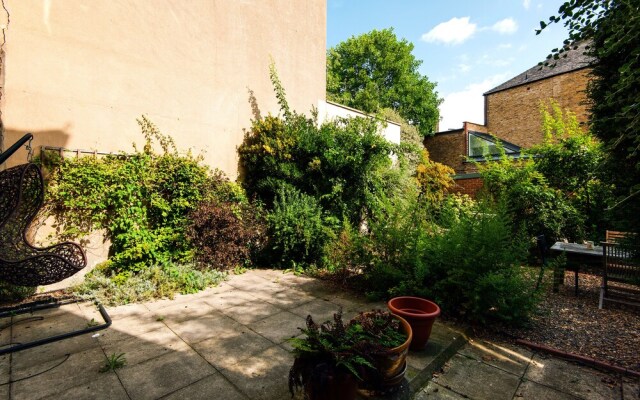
[414,382,467,399]
[458,339,533,376]
[117,348,215,400]
[289,297,343,323]
[432,353,521,400]
[165,312,242,345]
[203,289,260,310]
[39,371,129,400]
[97,313,166,345]
[10,305,95,344]
[622,377,639,400]
[10,346,107,400]
[101,325,190,367]
[248,310,306,344]
[219,345,292,400]
[226,272,285,292]
[525,355,620,399]
[160,372,247,400]
[105,303,150,320]
[155,300,218,324]
[219,301,284,325]
[249,288,316,309]
[0,318,11,347]
[515,379,580,400]
[193,327,274,370]
[10,334,100,370]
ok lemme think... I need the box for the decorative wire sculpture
[0,163,87,285]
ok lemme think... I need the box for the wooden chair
[599,242,640,309]
[605,230,631,243]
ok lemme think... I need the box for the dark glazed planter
[305,369,358,400]
[388,297,440,350]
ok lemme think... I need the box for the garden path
[0,269,634,399]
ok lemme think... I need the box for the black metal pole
[0,133,33,165]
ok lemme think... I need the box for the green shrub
[73,262,226,306]
[45,116,230,273]
[238,64,395,229]
[0,282,36,303]
[424,202,537,325]
[263,186,337,269]
[479,154,584,242]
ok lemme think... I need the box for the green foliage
[480,154,584,242]
[479,103,613,242]
[539,0,640,234]
[46,116,230,273]
[264,187,336,269]
[100,353,127,372]
[73,262,226,306]
[327,28,442,137]
[288,308,406,396]
[529,101,613,238]
[421,202,537,325]
[0,282,36,303]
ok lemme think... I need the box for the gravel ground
[470,271,640,372]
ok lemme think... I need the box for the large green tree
[327,28,441,137]
[539,0,640,232]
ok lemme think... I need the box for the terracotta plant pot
[369,314,412,386]
[388,297,440,350]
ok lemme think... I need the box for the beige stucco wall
[0,0,326,178]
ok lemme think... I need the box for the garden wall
[0,0,326,178]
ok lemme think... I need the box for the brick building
[426,44,592,196]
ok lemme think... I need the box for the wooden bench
[599,240,640,309]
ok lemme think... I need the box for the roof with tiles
[484,42,594,95]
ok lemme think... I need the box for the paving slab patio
[0,269,634,400]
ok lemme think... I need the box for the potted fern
[288,309,411,399]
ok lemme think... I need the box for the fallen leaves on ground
[468,272,640,372]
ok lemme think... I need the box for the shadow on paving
[0,270,467,400]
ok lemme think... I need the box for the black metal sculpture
[0,162,87,285]
[0,134,110,355]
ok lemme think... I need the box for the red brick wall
[485,68,591,148]
[452,177,483,197]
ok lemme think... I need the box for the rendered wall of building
[0,0,326,177]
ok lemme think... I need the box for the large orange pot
[388,297,440,350]
[368,314,412,386]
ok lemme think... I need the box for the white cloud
[439,74,510,131]
[491,18,518,34]
[523,0,531,10]
[498,43,513,49]
[458,63,471,73]
[421,17,477,45]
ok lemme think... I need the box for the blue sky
[327,0,572,131]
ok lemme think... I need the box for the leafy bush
[45,116,230,274]
[264,187,336,269]
[238,64,395,229]
[73,262,226,306]
[0,282,36,303]
[423,202,536,324]
[186,200,265,270]
[479,150,584,242]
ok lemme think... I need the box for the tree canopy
[538,0,640,232]
[326,28,441,137]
